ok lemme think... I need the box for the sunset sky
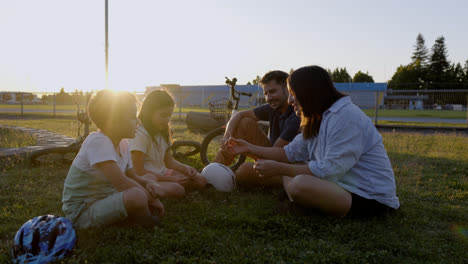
[1,0,467,92]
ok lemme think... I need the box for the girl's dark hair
[287,66,345,139]
[138,90,174,143]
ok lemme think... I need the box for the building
[0,92,41,104]
[145,83,388,109]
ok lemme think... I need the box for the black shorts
[348,193,395,218]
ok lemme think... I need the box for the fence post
[374,91,378,126]
[84,92,90,137]
[21,93,24,117]
[201,87,204,108]
[179,96,182,121]
[466,94,468,127]
[53,93,56,118]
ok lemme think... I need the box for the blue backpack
[12,215,77,264]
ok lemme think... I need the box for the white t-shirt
[62,131,133,223]
[72,131,133,174]
[128,125,170,176]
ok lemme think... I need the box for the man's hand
[253,159,284,178]
[226,137,251,155]
[219,136,230,152]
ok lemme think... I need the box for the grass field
[362,109,467,119]
[0,128,36,148]
[2,104,467,120]
[0,120,467,263]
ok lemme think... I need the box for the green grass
[0,119,97,139]
[0,128,36,148]
[0,104,86,110]
[362,109,467,119]
[4,104,466,120]
[376,120,467,128]
[1,124,467,263]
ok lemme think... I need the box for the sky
[1,0,467,93]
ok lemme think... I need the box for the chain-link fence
[374,89,467,126]
[1,86,467,127]
[0,91,90,118]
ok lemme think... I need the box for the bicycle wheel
[28,142,81,167]
[171,140,201,160]
[200,127,246,171]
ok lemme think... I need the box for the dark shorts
[348,193,395,218]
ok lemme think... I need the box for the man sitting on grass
[214,70,301,188]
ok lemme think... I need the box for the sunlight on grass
[0,128,36,148]
[1,119,467,263]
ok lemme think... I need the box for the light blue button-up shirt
[284,96,400,209]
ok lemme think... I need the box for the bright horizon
[1,0,467,93]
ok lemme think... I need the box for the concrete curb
[0,125,76,166]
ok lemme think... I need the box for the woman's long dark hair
[287,66,345,139]
[138,90,174,143]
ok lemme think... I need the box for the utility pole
[105,0,109,89]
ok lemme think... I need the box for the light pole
[105,0,109,89]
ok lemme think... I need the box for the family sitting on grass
[62,65,400,229]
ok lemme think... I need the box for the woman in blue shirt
[227,65,399,217]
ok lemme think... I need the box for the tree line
[247,34,468,90]
[40,88,89,105]
[389,34,468,90]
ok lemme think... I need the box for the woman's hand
[253,159,284,178]
[226,137,250,155]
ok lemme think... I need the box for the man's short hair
[87,89,137,130]
[260,70,289,87]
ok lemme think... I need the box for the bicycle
[29,98,201,167]
[199,77,252,171]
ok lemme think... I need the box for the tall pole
[105,0,109,89]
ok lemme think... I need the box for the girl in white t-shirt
[129,90,206,196]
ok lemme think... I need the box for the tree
[352,71,374,83]
[252,75,261,85]
[329,67,351,83]
[388,63,421,89]
[411,33,429,66]
[428,36,450,84]
[1,93,12,102]
[446,63,464,83]
[463,59,468,83]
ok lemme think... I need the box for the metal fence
[1,88,467,127]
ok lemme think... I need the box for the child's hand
[185,166,198,178]
[149,199,165,217]
[171,174,189,185]
[146,182,165,198]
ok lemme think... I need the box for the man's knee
[235,162,257,186]
[238,116,257,128]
